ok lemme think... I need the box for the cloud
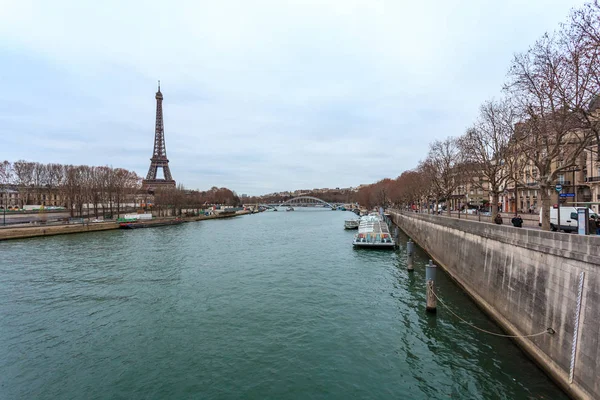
[0,0,585,194]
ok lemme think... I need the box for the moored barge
[119,218,184,229]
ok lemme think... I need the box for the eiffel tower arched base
[142,179,176,192]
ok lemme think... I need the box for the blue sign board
[559,193,575,197]
[555,184,563,192]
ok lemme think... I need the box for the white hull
[352,241,395,249]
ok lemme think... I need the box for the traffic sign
[555,184,563,192]
[559,193,575,197]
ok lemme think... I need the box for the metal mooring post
[426,259,437,313]
[407,240,414,272]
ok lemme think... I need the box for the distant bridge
[282,196,334,208]
[260,196,335,209]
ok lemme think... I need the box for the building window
[558,174,565,183]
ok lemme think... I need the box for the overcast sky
[0,0,585,195]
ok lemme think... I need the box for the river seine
[1,209,566,399]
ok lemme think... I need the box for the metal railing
[585,176,600,182]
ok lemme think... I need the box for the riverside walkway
[414,210,542,228]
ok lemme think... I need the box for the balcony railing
[556,180,571,185]
[525,182,538,187]
[585,176,600,182]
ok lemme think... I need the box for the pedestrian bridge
[267,196,334,208]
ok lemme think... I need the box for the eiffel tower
[142,81,176,191]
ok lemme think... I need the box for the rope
[430,289,552,338]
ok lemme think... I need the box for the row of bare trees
[0,160,244,219]
[151,185,241,217]
[358,1,600,230]
[0,160,142,217]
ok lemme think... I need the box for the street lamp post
[573,168,577,205]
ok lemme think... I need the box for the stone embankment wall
[0,221,119,241]
[389,211,599,400]
[0,211,252,241]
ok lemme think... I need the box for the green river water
[0,209,567,399]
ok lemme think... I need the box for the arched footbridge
[264,196,335,208]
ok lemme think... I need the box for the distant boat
[286,207,294,212]
[344,219,359,229]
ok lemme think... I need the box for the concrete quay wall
[0,210,252,241]
[0,221,119,241]
[389,211,599,400]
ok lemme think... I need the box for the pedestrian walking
[494,213,503,225]
[511,214,523,228]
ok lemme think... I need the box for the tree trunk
[491,192,499,217]
[539,185,551,231]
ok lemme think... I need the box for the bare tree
[557,2,600,157]
[46,163,65,206]
[31,163,48,205]
[12,160,36,207]
[422,137,463,215]
[0,161,14,212]
[506,33,593,230]
[459,99,517,218]
[0,161,13,186]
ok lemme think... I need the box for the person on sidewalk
[511,214,523,228]
[494,213,503,225]
[589,216,597,235]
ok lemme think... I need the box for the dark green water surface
[1,209,567,399]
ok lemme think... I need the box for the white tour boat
[352,213,395,249]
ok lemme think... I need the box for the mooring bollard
[426,259,437,313]
[407,239,414,272]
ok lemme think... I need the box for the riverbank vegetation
[0,160,241,218]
